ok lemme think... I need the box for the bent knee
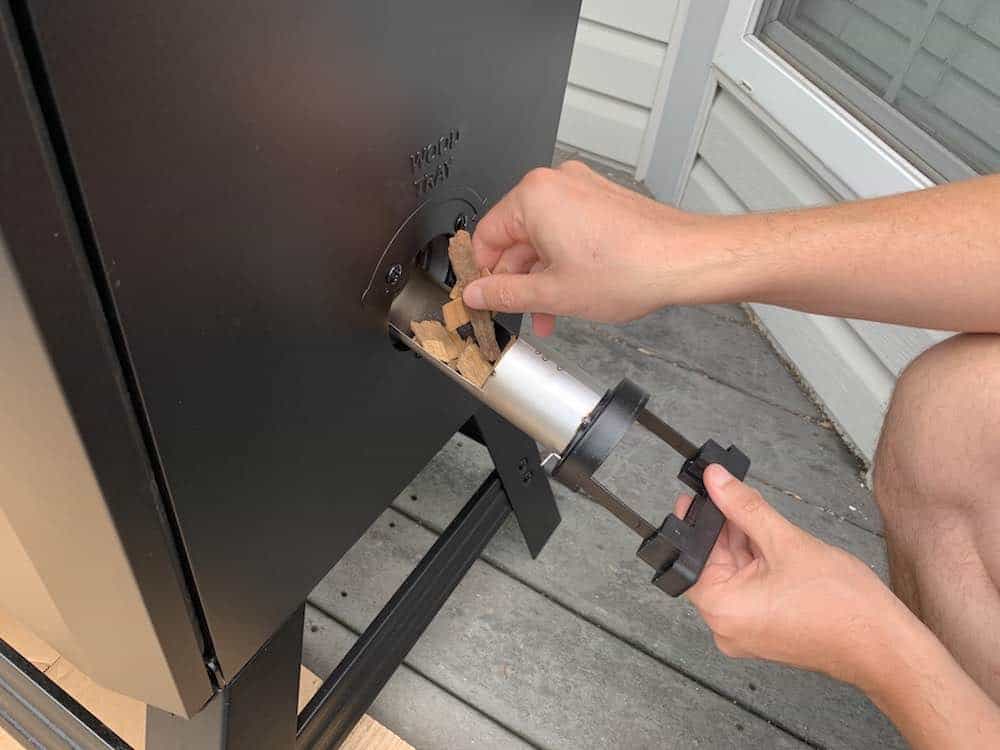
[875,334,1000,516]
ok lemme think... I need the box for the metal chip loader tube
[388,267,751,596]
[388,268,602,454]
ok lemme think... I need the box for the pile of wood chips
[410,230,507,388]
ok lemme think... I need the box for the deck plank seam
[579,321,833,427]
[751,475,885,539]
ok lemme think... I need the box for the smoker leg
[473,408,561,558]
[295,471,511,750]
[457,415,486,446]
[146,607,304,750]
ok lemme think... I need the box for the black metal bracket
[295,410,557,748]
[297,469,511,749]
[472,408,561,558]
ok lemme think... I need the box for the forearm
[692,175,1000,332]
[856,600,1000,749]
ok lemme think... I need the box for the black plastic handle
[637,440,750,596]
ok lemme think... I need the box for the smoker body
[0,0,580,722]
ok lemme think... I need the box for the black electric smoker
[1,1,750,746]
[384,264,750,597]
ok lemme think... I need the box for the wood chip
[456,340,493,388]
[411,320,464,363]
[447,230,480,293]
[448,231,501,361]
[470,309,501,362]
[442,298,471,331]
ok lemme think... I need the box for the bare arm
[462,162,1000,334]
[864,613,1000,750]
[463,163,1000,743]
[730,174,1000,332]
[686,467,1000,750]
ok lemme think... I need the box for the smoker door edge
[0,4,212,716]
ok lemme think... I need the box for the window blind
[773,0,1000,174]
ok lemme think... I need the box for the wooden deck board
[0,614,409,750]
[309,508,811,750]
[380,434,901,749]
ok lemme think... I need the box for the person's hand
[462,161,741,336]
[682,465,910,689]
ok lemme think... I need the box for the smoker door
[21,0,580,679]
[0,5,211,715]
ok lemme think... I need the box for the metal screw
[454,213,468,232]
[385,263,404,286]
[205,658,224,685]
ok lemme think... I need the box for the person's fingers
[674,494,694,519]
[462,269,561,314]
[703,465,791,555]
[689,552,739,595]
[556,159,593,178]
[470,189,528,270]
[493,243,539,275]
[719,516,753,568]
[523,261,556,335]
[471,167,554,268]
[676,494,749,563]
[674,493,747,578]
[728,525,754,568]
[558,157,641,200]
[532,313,556,337]
[705,515,742,573]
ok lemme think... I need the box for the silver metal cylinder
[482,338,601,453]
[387,269,601,454]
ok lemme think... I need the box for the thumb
[463,271,558,314]
[703,465,790,554]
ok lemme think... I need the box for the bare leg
[874,334,1000,701]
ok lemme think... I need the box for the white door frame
[714,0,932,198]
[640,0,730,197]
[645,0,948,461]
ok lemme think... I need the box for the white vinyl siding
[680,85,948,459]
[773,0,1000,173]
[557,1,679,168]
[694,89,838,209]
[558,86,651,166]
[578,0,680,40]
